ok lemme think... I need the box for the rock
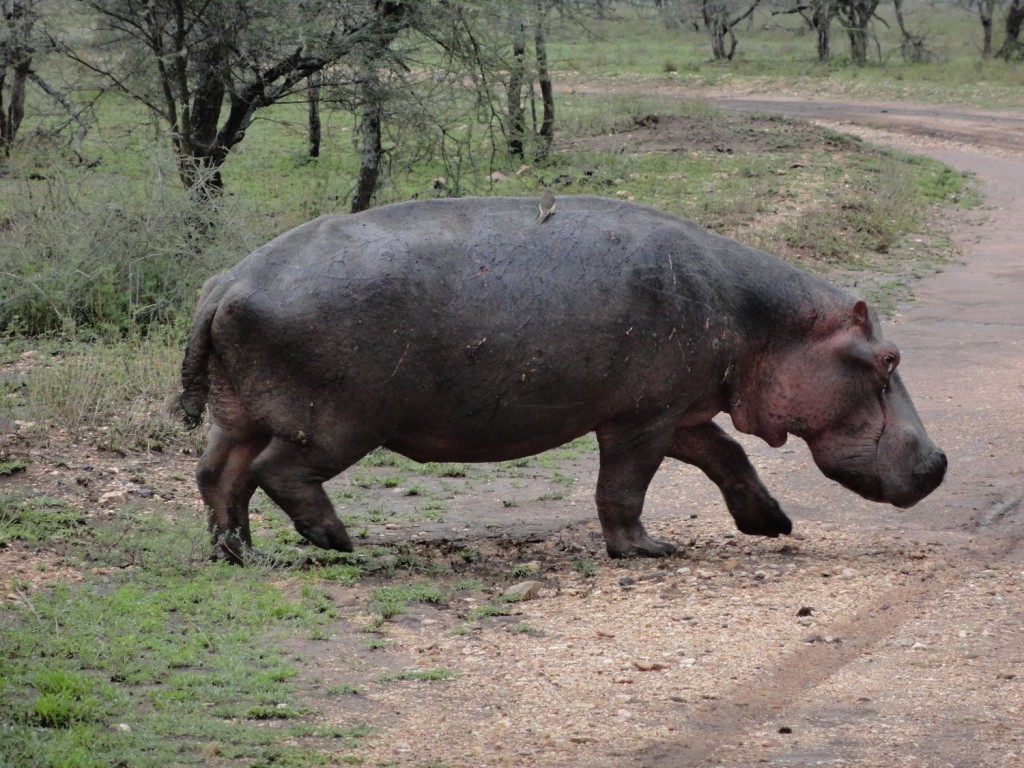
[503,581,543,600]
[99,490,128,506]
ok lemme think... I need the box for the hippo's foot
[211,529,255,565]
[606,532,678,559]
[724,485,793,537]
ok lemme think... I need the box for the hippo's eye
[883,354,896,374]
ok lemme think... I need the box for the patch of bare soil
[3,96,1024,766]
[567,110,851,156]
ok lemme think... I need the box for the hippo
[178,195,946,563]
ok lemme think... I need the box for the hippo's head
[729,300,946,507]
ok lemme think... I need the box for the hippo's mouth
[815,435,946,508]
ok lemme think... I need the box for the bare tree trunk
[892,0,927,62]
[702,0,760,61]
[1,0,34,155]
[840,0,879,65]
[816,0,832,63]
[703,1,730,60]
[998,0,1024,60]
[979,0,996,58]
[307,71,322,158]
[534,2,553,162]
[352,69,382,213]
[506,17,527,159]
[349,1,409,212]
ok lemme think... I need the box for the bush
[0,152,264,339]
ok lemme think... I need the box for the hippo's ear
[852,300,871,333]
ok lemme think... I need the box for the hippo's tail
[174,280,221,430]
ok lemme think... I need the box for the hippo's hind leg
[668,422,792,537]
[594,424,677,558]
[197,426,270,563]
[250,437,369,553]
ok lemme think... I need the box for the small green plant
[572,558,599,577]
[0,459,27,476]
[467,602,513,620]
[378,667,458,683]
[0,496,85,545]
[370,582,446,619]
[537,490,567,501]
[326,683,362,695]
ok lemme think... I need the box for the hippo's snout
[875,419,947,508]
[890,444,946,508]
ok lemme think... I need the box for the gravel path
[312,100,1024,767]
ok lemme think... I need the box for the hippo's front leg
[594,424,678,558]
[668,422,792,537]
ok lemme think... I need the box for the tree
[702,0,762,61]
[837,0,881,65]
[779,0,888,64]
[65,0,413,197]
[533,1,554,161]
[997,0,1024,58]
[0,0,33,153]
[978,0,997,57]
[1,0,90,157]
[502,2,555,162]
[892,0,930,62]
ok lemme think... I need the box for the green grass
[550,6,1024,111]
[0,562,371,766]
[0,496,85,546]
[370,582,447,619]
[0,500,490,765]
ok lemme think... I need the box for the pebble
[632,659,667,671]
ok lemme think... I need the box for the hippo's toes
[297,520,354,553]
[606,535,678,559]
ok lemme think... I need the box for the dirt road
[306,99,1024,768]
[632,96,1024,767]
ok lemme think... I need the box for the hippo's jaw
[806,378,947,509]
[815,445,947,508]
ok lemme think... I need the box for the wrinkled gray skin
[178,196,947,563]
